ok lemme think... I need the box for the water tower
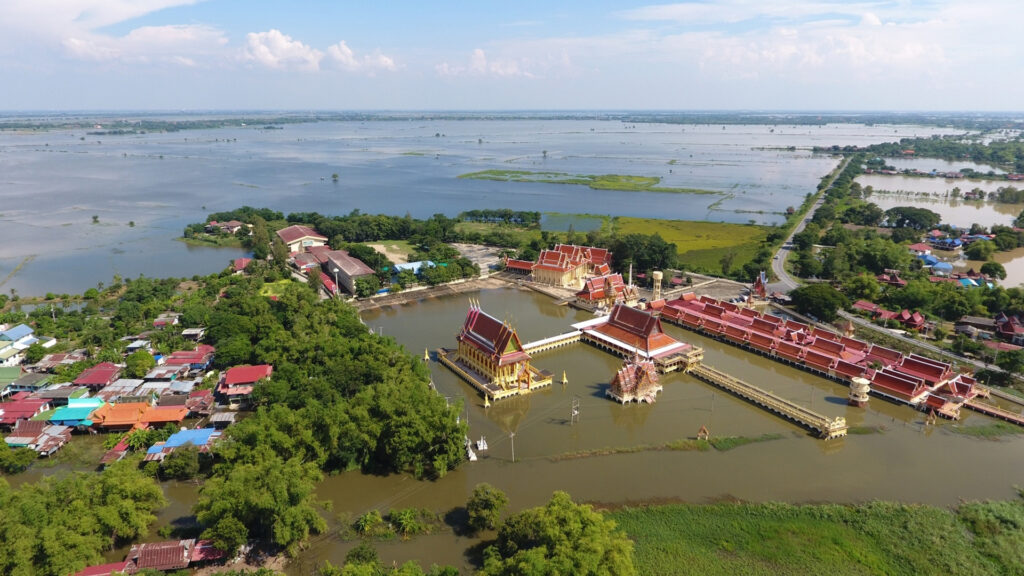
[652,270,663,301]
[848,377,871,407]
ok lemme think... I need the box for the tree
[0,440,37,473]
[884,206,940,230]
[790,284,848,322]
[307,269,323,294]
[161,445,200,480]
[981,261,1008,280]
[843,274,882,303]
[203,515,249,556]
[248,216,271,260]
[965,240,997,261]
[355,276,381,298]
[467,483,509,533]
[480,491,636,576]
[125,349,156,378]
[23,343,46,365]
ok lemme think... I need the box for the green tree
[125,349,156,378]
[467,483,509,533]
[965,240,997,261]
[981,261,1008,280]
[195,452,325,555]
[161,445,200,480]
[355,276,381,298]
[843,274,882,303]
[203,514,249,556]
[23,343,46,365]
[790,284,848,322]
[0,441,37,473]
[480,491,636,576]
[248,216,271,260]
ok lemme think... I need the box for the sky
[0,0,1021,111]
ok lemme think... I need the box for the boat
[476,436,488,451]
[467,446,477,461]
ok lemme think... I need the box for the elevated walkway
[522,331,582,354]
[965,399,1024,426]
[689,363,848,439]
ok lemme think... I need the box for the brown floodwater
[962,246,1024,289]
[11,286,1024,574]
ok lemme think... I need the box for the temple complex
[439,301,552,400]
[607,355,662,403]
[510,244,613,288]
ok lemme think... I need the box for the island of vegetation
[458,170,720,195]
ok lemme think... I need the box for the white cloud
[436,48,536,78]
[63,24,227,64]
[326,41,396,72]
[243,29,323,71]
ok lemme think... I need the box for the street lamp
[332,267,340,298]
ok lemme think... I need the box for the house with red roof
[233,257,252,273]
[218,364,273,407]
[206,220,246,234]
[73,362,122,390]
[0,393,51,428]
[996,313,1024,345]
[74,560,136,576]
[906,243,931,255]
[276,224,328,253]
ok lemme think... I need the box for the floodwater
[879,157,1007,175]
[0,119,963,295]
[865,192,1024,229]
[962,246,1024,288]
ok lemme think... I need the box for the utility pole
[510,432,516,463]
[570,396,580,425]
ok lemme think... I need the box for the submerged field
[459,170,720,195]
[609,497,1024,576]
[614,217,771,274]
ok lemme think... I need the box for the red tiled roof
[276,224,327,245]
[73,362,122,388]
[589,304,681,356]
[131,540,191,571]
[458,305,530,366]
[74,561,134,576]
[0,397,50,425]
[224,364,273,385]
[233,257,252,272]
[504,258,534,271]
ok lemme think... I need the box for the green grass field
[609,499,1021,576]
[454,221,542,246]
[258,279,295,297]
[614,217,770,274]
[459,170,719,195]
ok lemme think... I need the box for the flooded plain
[0,119,963,295]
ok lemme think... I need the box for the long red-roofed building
[73,362,122,390]
[580,304,696,365]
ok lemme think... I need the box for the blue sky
[0,0,1021,111]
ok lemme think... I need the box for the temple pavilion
[439,301,552,400]
[607,355,663,404]
[579,304,703,373]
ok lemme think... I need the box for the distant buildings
[507,244,612,288]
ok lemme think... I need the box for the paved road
[767,156,852,294]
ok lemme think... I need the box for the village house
[1,372,51,399]
[144,428,221,462]
[218,364,273,407]
[205,220,246,235]
[4,419,71,456]
[49,397,106,427]
[851,300,927,331]
[29,383,90,406]
[93,379,145,403]
[153,312,181,329]
[126,538,223,572]
[0,393,52,429]
[232,257,252,273]
[30,349,88,372]
[996,313,1024,346]
[165,344,216,371]
[73,362,123,390]
[181,327,206,341]
[276,224,328,253]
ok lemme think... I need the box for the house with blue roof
[48,397,105,427]
[0,324,33,343]
[143,427,221,462]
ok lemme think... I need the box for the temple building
[575,273,639,310]
[440,301,552,400]
[529,244,612,288]
[607,356,663,404]
[579,304,703,372]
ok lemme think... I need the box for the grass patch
[847,425,886,435]
[551,434,781,462]
[258,279,295,298]
[614,217,771,273]
[949,421,1024,439]
[454,221,542,247]
[609,500,1013,576]
[541,212,609,233]
[401,151,428,156]
[707,433,784,451]
[459,170,720,195]
[176,235,244,248]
